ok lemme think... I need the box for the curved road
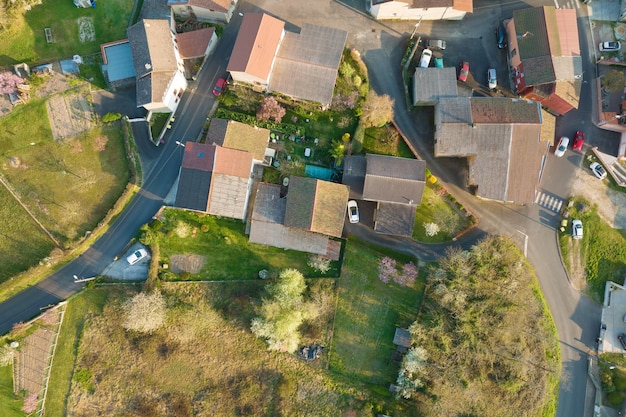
[0,1,605,416]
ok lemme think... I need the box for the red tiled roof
[181,142,215,171]
[227,13,284,80]
[212,146,253,178]
[176,27,215,59]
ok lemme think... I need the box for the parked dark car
[496,25,507,49]
[427,39,447,50]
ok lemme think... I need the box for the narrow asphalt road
[0,2,604,417]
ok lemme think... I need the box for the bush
[102,112,122,123]
[607,391,624,406]
[352,124,364,154]
[307,255,331,273]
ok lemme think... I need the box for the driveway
[91,85,146,119]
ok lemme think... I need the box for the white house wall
[370,2,467,20]
[162,71,188,112]
[230,71,269,88]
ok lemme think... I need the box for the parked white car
[419,49,433,68]
[347,200,359,224]
[599,41,621,52]
[572,220,583,240]
[487,68,497,89]
[589,162,607,180]
[126,249,148,265]
[555,136,569,157]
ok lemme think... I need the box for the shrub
[378,257,397,283]
[122,291,167,334]
[102,112,122,123]
[307,255,331,273]
[607,391,624,406]
[424,222,440,237]
[215,108,303,136]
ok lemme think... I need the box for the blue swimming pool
[305,165,334,181]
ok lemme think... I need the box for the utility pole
[410,16,423,41]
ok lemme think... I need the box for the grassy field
[362,124,414,158]
[329,239,425,390]
[50,284,372,416]
[0,98,129,248]
[0,365,25,417]
[154,209,341,281]
[0,184,55,283]
[0,0,133,66]
[559,198,626,299]
[413,183,475,243]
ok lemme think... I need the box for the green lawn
[413,183,475,243]
[44,289,109,417]
[0,365,26,417]
[329,239,425,389]
[362,125,414,158]
[154,209,341,281]
[0,0,133,66]
[0,185,54,283]
[0,99,129,246]
[559,198,626,298]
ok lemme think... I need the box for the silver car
[590,162,607,180]
[572,220,583,240]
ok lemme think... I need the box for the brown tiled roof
[284,177,349,238]
[207,118,270,161]
[212,146,253,178]
[470,97,542,124]
[513,6,581,85]
[507,125,548,203]
[186,0,230,11]
[227,13,284,81]
[181,142,216,171]
[434,97,547,203]
[176,27,215,59]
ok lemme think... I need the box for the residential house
[127,19,187,113]
[413,67,458,106]
[343,154,426,236]
[206,118,273,165]
[506,6,582,115]
[175,142,254,220]
[168,0,238,24]
[227,13,348,106]
[249,177,349,257]
[175,27,218,80]
[369,0,473,21]
[434,97,548,204]
[101,40,137,88]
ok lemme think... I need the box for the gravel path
[570,165,626,230]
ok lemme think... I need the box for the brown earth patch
[565,239,587,291]
[46,92,94,140]
[169,254,206,274]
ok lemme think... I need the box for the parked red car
[572,130,584,151]
[458,61,469,82]
[212,78,227,96]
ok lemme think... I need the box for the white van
[419,49,433,68]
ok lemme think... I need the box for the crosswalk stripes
[535,191,564,213]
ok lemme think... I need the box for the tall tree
[0,72,23,94]
[251,269,318,353]
[359,91,394,128]
[256,96,286,123]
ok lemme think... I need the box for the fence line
[36,303,67,417]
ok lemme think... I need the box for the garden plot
[46,93,94,140]
[14,307,64,401]
[77,17,95,43]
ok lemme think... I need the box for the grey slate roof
[175,169,212,211]
[127,19,178,107]
[412,67,458,105]
[270,23,348,105]
[342,155,367,199]
[437,97,472,124]
[375,202,416,237]
[363,154,425,204]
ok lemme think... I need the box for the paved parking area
[100,244,150,281]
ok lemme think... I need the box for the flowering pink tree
[397,262,419,287]
[256,96,286,122]
[0,72,23,94]
[22,392,38,413]
[378,257,397,283]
